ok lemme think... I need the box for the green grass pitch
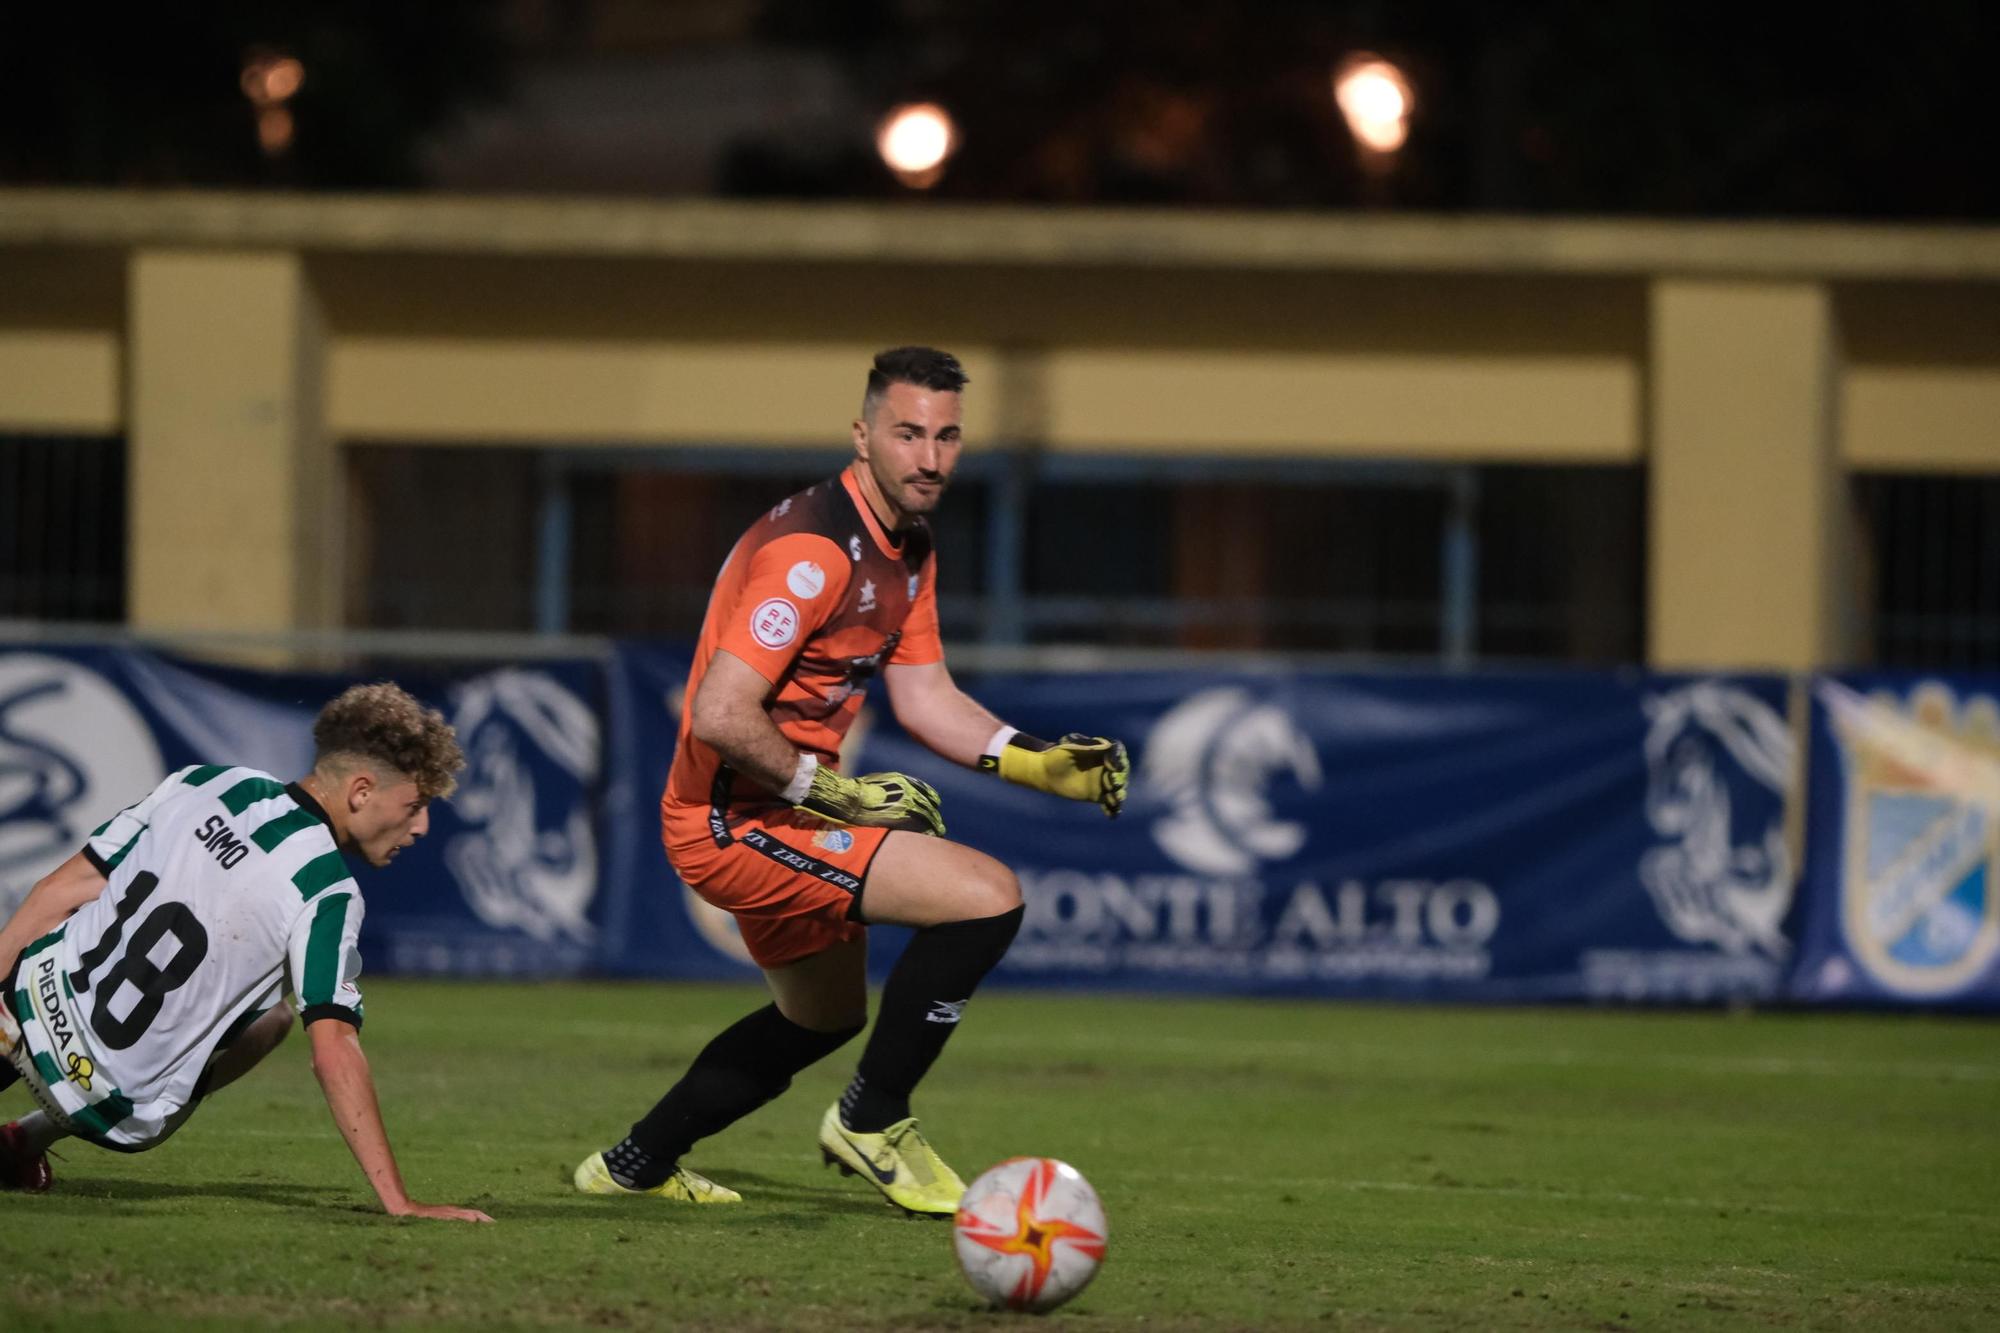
[3,980,1997,1331]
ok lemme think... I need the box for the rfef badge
[1826,681,2000,998]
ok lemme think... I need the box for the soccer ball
[952,1157,1107,1312]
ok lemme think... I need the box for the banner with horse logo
[0,646,607,979]
[602,648,1799,1001]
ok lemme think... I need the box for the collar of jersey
[838,467,909,559]
[286,781,336,833]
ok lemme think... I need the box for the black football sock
[608,1003,861,1189]
[841,904,1023,1132]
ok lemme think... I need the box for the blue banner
[24,641,1947,1006]
[876,670,1797,1001]
[1789,674,2000,1009]
[596,642,738,979]
[0,647,606,979]
[599,647,1801,1002]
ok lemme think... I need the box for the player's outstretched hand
[799,766,946,837]
[391,1201,496,1223]
[986,733,1130,818]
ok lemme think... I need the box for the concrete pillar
[127,251,336,633]
[1648,280,1847,671]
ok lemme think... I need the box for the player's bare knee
[967,855,1021,919]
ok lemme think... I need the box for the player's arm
[691,648,823,793]
[882,659,1007,766]
[307,1018,492,1222]
[693,649,943,834]
[0,851,107,979]
[885,660,1130,819]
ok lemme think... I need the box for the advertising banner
[0,647,606,979]
[1789,674,2000,1009]
[0,643,1843,1003]
[603,649,1800,1001]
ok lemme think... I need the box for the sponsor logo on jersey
[0,654,166,919]
[751,597,801,649]
[32,956,79,1061]
[1144,687,1322,877]
[1636,681,1796,959]
[908,574,920,600]
[772,497,793,518]
[787,561,827,600]
[443,670,601,948]
[1822,680,2000,998]
[857,579,878,614]
[811,828,855,853]
[849,535,863,562]
[65,1052,94,1091]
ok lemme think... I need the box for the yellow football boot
[816,1103,965,1217]
[572,1151,742,1203]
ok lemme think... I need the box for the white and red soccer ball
[952,1157,1107,1313]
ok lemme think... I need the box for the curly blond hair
[312,682,464,799]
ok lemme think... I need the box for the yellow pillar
[127,251,336,633]
[1648,280,1847,671]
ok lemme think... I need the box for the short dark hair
[312,682,464,799]
[862,346,967,418]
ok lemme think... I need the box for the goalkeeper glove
[794,760,946,837]
[980,731,1129,819]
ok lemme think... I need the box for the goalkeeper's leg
[818,834,1022,1216]
[579,939,865,1202]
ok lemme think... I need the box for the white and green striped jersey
[6,764,365,1150]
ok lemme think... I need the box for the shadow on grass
[538,1165,947,1228]
[33,1176,354,1212]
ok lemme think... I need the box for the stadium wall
[3,191,2000,671]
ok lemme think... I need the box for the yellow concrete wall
[1648,281,1845,671]
[1844,367,2000,473]
[1038,349,1637,460]
[0,330,119,432]
[327,337,1639,461]
[1,195,1995,661]
[127,250,336,632]
[328,339,1006,445]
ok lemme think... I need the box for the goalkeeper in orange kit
[573,347,1128,1216]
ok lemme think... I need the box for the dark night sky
[3,0,1995,219]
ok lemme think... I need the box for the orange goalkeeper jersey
[663,467,944,816]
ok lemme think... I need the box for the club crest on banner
[1637,681,1796,958]
[1822,680,2000,998]
[0,654,164,916]
[443,670,599,945]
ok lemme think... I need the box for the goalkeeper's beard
[892,471,948,516]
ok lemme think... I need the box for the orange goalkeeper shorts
[661,798,888,969]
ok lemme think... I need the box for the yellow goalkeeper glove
[796,764,946,837]
[980,732,1130,819]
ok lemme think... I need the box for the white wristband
[780,753,818,804]
[982,725,1019,761]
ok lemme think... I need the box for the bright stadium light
[1333,54,1413,159]
[241,51,305,158]
[241,54,305,107]
[877,102,958,189]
